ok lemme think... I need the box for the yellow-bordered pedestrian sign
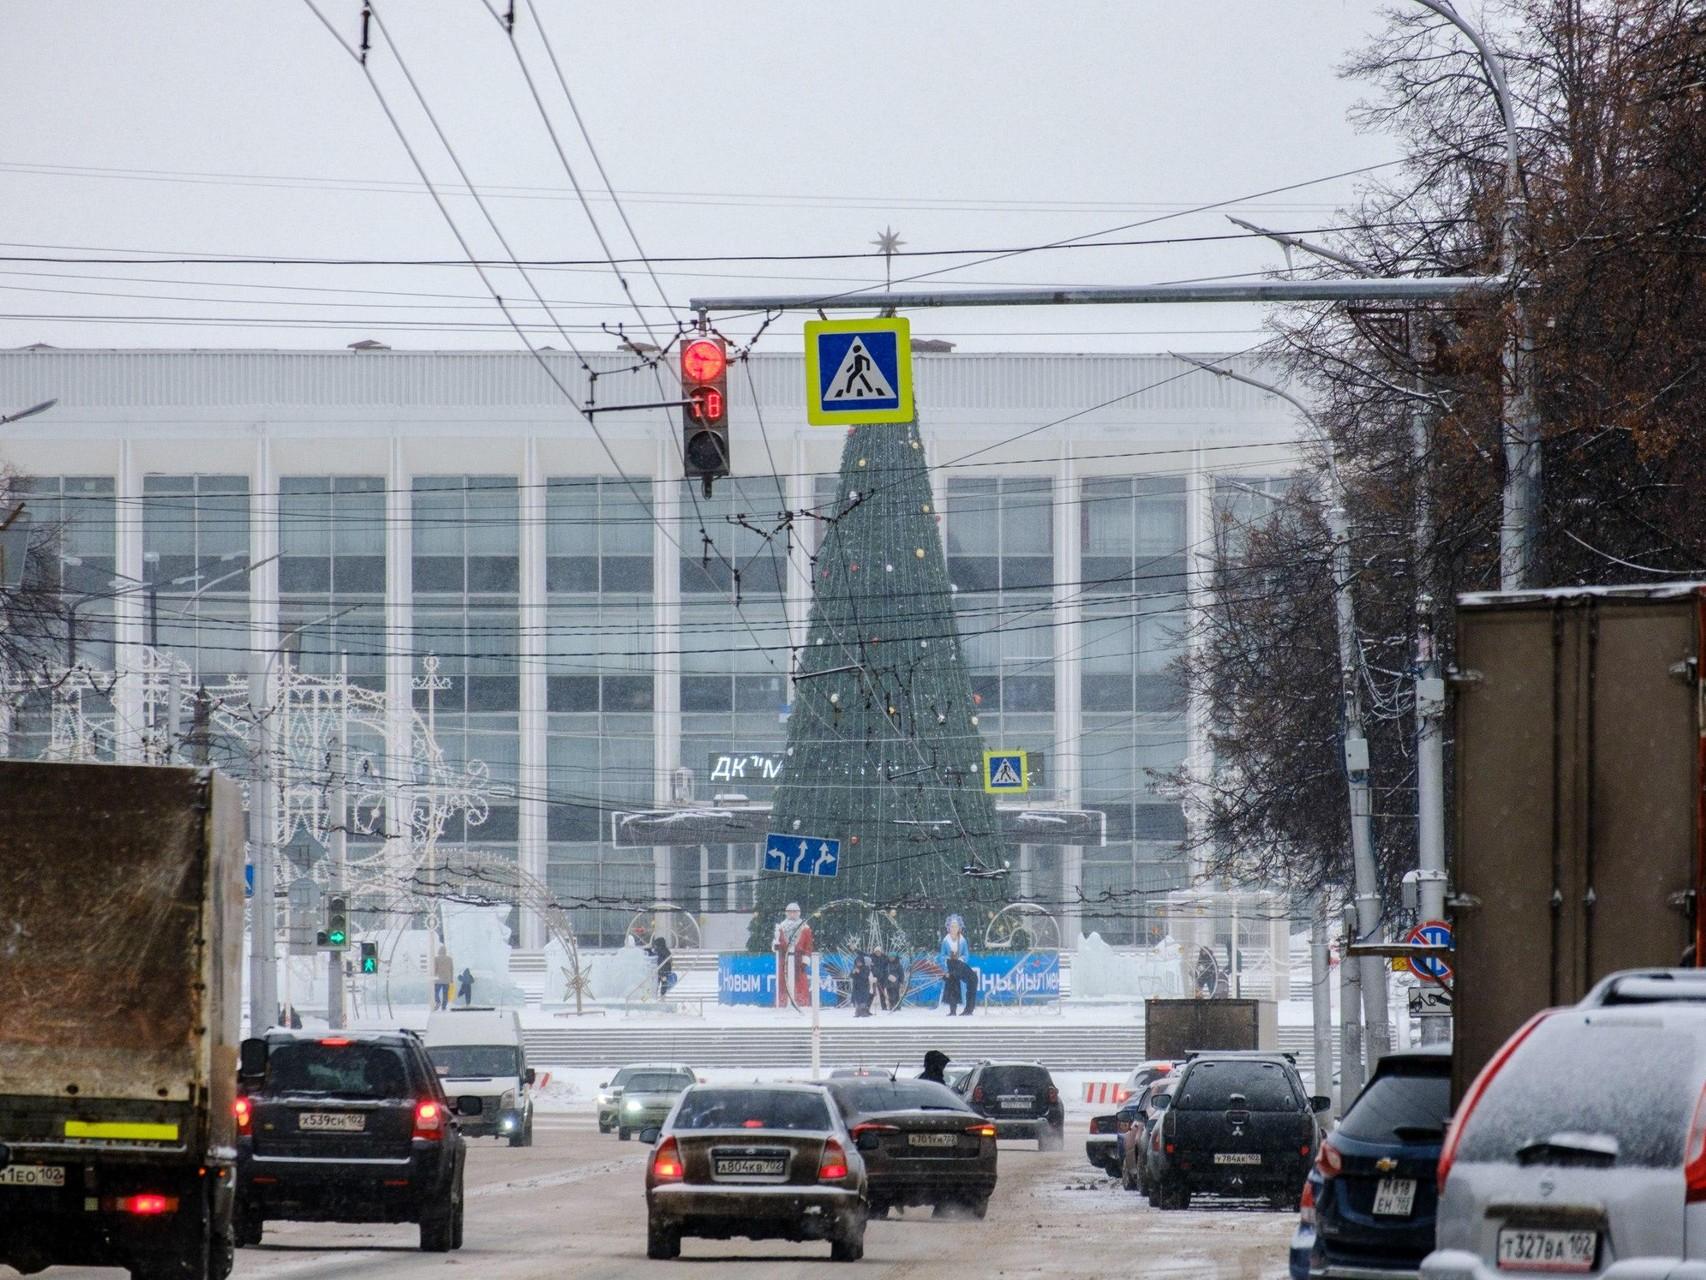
[804,316,914,426]
[983,749,1028,795]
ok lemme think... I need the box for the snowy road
[37,1118,1298,1280]
[73,1119,1296,1280]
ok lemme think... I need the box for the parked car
[1294,1047,1450,1278]
[954,1061,1066,1150]
[615,1068,697,1141]
[1151,1052,1328,1210]
[1122,1058,1182,1101]
[826,1077,997,1218]
[1121,1078,1177,1193]
[944,1065,972,1092]
[1423,997,1706,1279]
[1088,1099,1143,1176]
[598,1062,697,1134]
[233,1030,479,1252]
[422,1006,535,1146]
[642,1083,867,1262]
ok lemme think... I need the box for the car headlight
[597,1093,613,1105]
[625,1098,644,1112]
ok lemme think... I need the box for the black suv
[233,1030,481,1252]
[1152,1052,1328,1209]
[953,1061,1066,1150]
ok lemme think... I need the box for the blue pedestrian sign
[1406,919,1453,983]
[804,316,914,426]
[763,832,842,878]
[983,749,1029,795]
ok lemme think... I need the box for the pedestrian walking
[646,934,677,998]
[850,951,875,1017]
[456,966,474,1007]
[920,1049,950,1085]
[432,944,454,1011]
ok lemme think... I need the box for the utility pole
[1340,904,1365,1107]
[326,655,350,1030]
[1311,899,1336,1105]
[248,660,279,1033]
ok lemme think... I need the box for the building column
[652,444,680,906]
[1183,446,1214,883]
[384,439,416,931]
[517,436,548,950]
[112,440,144,761]
[1052,445,1083,948]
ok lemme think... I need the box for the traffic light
[325,895,349,950]
[359,941,379,975]
[680,335,729,496]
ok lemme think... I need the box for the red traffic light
[681,338,726,384]
[689,386,725,423]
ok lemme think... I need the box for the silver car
[1423,997,1706,1279]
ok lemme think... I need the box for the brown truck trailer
[1451,583,1705,1098]
[0,762,244,1280]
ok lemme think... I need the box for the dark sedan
[827,1077,998,1218]
[1293,1047,1450,1277]
[955,1061,1066,1150]
[643,1084,868,1262]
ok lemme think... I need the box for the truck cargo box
[1143,997,1278,1061]
[1452,584,1704,1098]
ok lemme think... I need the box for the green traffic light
[328,929,347,946]
[361,956,378,974]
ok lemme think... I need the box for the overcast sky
[0,2,1400,357]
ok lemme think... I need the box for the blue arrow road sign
[763,832,841,878]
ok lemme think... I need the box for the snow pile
[1072,932,1187,1000]
[585,942,654,1002]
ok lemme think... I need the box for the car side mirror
[238,1037,268,1083]
[856,1132,881,1152]
[524,1067,537,1086]
[455,1095,484,1117]
[1310,1096,1332,1114]
[639,1126,661,1145]
[599,1081,608,1088]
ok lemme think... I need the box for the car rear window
[834,1081,968,1114]
[1456,1015,1700,1168]
[267,1042,412,1098]
[626,1072,692,1092]
[1338,1068,1451,1143]
[978,1065,1052,1094]
[1175,1060,1302,1111]
[673,1089,832,1131]
[428,1045,520,1079]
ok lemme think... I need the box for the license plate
[1213,1152,1262,1165]
[998,1095,1032,1110]
[0,1164,65,1188]
[297,1112,366,1133]
[713,1156,787,1178]
[1373,1177,1417,1216]
[908,1132,959,1148]
[1496,1228,1598,1273]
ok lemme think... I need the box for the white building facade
[0,347,1298,952]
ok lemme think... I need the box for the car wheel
[598,1118,612,1134]
[646,1218,681,1260]
[829,1212,866,1263]
[967,1195,989,1220]
[233,1204,264,1248]
[1121,1162,1140,1192]
[419,1176,460,1252]
[451,1185,466,1250]
[619,1126,633,1141]
[1145,1184,1160,1209]
[869,1201,889,1219]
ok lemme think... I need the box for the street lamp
[0,399,55,426]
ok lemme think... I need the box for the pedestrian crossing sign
[983,749,1029,795]
[804,316,914,426]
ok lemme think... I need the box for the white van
[423,1007,534,1146]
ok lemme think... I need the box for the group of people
[847,946,907,1016]
[431,945,476,1010]
[777,906,979,1018]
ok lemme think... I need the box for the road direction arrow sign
[983,749,1029,795]
[763,832,842,878]
[1405,919,1454,983]
[804,316,914,426]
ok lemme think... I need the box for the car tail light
[233,1096,252,1136]
[413,1099,444,1141]
[652,1137,684,1183]
[1299,1177,1316,1226]
[1685,1084,1706,1203]
[850,1122,897,1140]
[1316,1138,1342,1178]
[965,1123,996,1138]
[1438,1008,1552,1191]
[1088,1118,1105,1134]
[972,1085,984,1103]
[109,1194,178,1215]
[818,1138,849,1182]
[319,1037,351,1047]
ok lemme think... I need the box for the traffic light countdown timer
[681,335,729,496]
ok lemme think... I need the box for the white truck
[422,1007,534,1146]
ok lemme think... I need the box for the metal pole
[810,952,822,1081]
[1339,905,1365,1108]
[327,655,349,1030]
[1311,900,1335,1104]
[248,661,279,1033]
[689,276,1503,315]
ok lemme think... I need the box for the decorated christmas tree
[747,416,1011,955]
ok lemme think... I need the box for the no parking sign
[1405,919,1453,984]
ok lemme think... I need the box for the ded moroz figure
[772,902,814,1009]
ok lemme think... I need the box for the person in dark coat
[874,946,903,1011]
[920,1049,951,1085]
[646,935,677,997]
[456,967,475,1007]
[850,952,875,1017]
